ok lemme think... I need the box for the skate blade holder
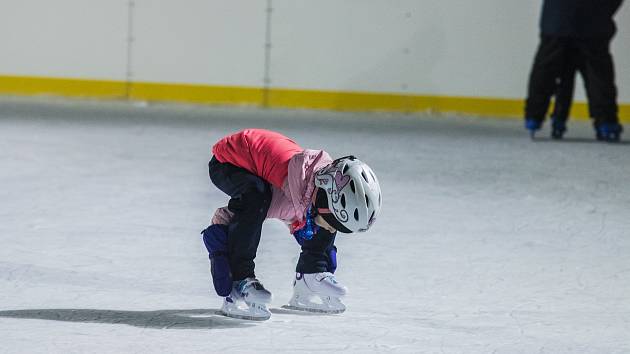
[282,294,345,314]
[220,298,271,321]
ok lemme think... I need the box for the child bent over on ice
[201,129,382,320]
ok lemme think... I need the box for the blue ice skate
[595,122,623,142]
[525,118,542,139]
[551,117,567,140]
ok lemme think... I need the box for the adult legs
[575,36,622,140]
[550,47,578,138]
[525,36,571,123]
[552,52,578,122]
[576,37,619,125]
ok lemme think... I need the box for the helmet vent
[354,209,359,221]
[361,170,369,182]
[341,194,346,208]
[370,171,376,180]
[350,180,356,193]
[365,194,369,207]
[343,164,350,174]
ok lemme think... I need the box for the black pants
[295,228,337,274]
[209,157,272,281]
[551,53,578,123]
[525,35,618,125]
[208,157,337,280]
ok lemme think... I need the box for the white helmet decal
[316,168,351,222]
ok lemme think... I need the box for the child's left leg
[286,228,347,313]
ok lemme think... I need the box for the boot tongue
[315,272,334,282]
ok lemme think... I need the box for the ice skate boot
[550,117,567,140]
[525,118,542,139]
[283,272,347,314]
[594,122,623,142]
[220,278,272,321]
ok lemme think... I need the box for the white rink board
[0,0,128,80]
[0,1,629,102]
[130,0,267,86]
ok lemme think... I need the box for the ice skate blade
[281,304,345,314]
[220,309,270,321]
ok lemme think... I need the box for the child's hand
[313,215,337,233]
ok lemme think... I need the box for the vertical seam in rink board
[262,0,273,108]
[125,0,135,100]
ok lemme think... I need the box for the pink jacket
[211,129,332,233]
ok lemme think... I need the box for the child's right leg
[208,157,272,282]
[207,157,274,320]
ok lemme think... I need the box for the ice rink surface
[1,97,629,353]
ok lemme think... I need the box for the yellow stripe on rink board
[128,81,263,106]
[0,74,628,122]
[265,88,630,122]
[0,75,126,98]
[266,88,419,112]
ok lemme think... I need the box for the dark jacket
[540,0,623,38]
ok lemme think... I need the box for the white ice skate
[282,272,347,314]
[220,278,272,321]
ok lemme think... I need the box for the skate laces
[235,280,247,296]
[314,272,336,283]
[236,278,268,295]
[236,278,255,295]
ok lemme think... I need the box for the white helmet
[314,156,382,233]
